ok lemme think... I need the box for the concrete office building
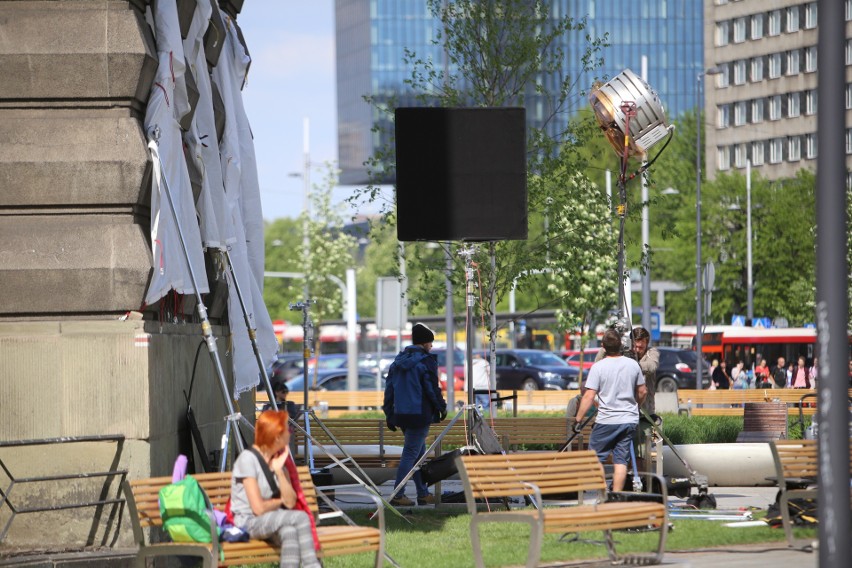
[336,0,703,185]
[704,0,852,183]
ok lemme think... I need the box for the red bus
[716,327,819,368]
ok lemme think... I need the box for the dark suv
[655,347,712,392]
[492,349,579,390]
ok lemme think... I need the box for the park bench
[456,451,669,568]
[674,389,839,417]
[768,438,852,547]
[124,467,392,567]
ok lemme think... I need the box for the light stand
[290,299,316,470]
[221,248,278,411]
[147,128,245,464]
[458,245,478,427]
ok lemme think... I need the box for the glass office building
[336,0,703,184]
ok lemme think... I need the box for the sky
[237,2,346,221]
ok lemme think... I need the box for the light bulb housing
[589,68,672,156]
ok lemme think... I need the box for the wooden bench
[769,438,852,547]
[124,468,392,567]
[674,389,844,417]
[456,451,669,568]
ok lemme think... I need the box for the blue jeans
[475,393,492,414]
[394,424,430,498]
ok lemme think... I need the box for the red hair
[254,410,289,452]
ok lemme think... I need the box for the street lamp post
[695,67,722,389]
[745,160,753,320]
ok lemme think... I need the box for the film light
[589,68,672,157]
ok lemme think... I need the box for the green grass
[307,507,814,568]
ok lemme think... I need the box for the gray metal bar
[816,1,851,565]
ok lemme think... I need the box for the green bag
[159,475,217,543]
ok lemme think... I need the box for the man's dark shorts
[589,422,637,466]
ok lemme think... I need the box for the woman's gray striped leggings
[244,508,321,568]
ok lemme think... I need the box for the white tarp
[212,11,278,394]
[183,0,235,249]
[143,1,209,305]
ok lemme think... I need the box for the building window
[716,21,730,46]
[734,101,747,126]
[717,65,729,88]
[718,104,730,128]
[718,146,731,171]
[769,95,782,120]
[734,17,747,43]
[847,84,852,109]
[805,3,818,29]
[787,6,800,32]
[805,46,817,72]
[770,138,784,163]
[752,98,764,123]
[769,10,782,35]
[805,134,817,159]
[847,40,852,65]
[752,13,764,39]
[734,60,747,85]
[788,92,801,117]
[769,53,782,78]
[847,0,852,22]
[752,141,765,165]
[788,136,801,161]
[735,144,748,168]
[787,50,800,75]
[846,129,852,154]
[751,57,764,81]
[805,89,817,115]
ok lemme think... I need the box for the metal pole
[445,246,455,409]
[302,117,310,301]
[694,73,704,390]
[147,132,245,455]
[745,160,753,320]
[223,249,277,411]
[641,56,652,332]
[816,1,851,564]
[345,269,359,398]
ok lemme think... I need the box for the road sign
[731,314,746,326]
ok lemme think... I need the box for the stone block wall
[0,0,255,551]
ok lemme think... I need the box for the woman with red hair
[230,410,321,568]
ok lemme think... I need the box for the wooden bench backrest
[129,467,319,529]
[772,439,852,481]
[458,451,606,499]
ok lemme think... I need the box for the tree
[349,0,611,350]
[263,216,305,324]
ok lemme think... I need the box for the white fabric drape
[143,1,209,306]
[211,11,278,394]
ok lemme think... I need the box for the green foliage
[348,0,613,339]
[264,216,306,323]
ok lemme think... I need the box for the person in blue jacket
[383,323,447,506]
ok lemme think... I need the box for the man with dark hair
[383,323,447,506]
[575,329,647,492]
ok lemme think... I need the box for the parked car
[492,349,579,390]
[270,353,305,382]
[561,348,599,371]
[655,347,712,392]
[431,347,466,391]
[357,353,394,378]
[286,368,384,392]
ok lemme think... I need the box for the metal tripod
[220,248,278,412]
[147,128,245,464]
[290,299,316,470]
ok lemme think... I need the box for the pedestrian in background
[383,323,447,506]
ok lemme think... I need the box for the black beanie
[411,323,435,345]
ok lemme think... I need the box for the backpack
[159,475,217,543]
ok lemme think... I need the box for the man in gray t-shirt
[575,329,647,492]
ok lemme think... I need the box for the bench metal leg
[470,514,542,568]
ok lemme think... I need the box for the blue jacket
[383,346,447,428]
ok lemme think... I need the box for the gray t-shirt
[231,449,277,527]
[585,355,644,425]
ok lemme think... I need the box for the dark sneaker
[389,495,414,506]
[417,494,435,505]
